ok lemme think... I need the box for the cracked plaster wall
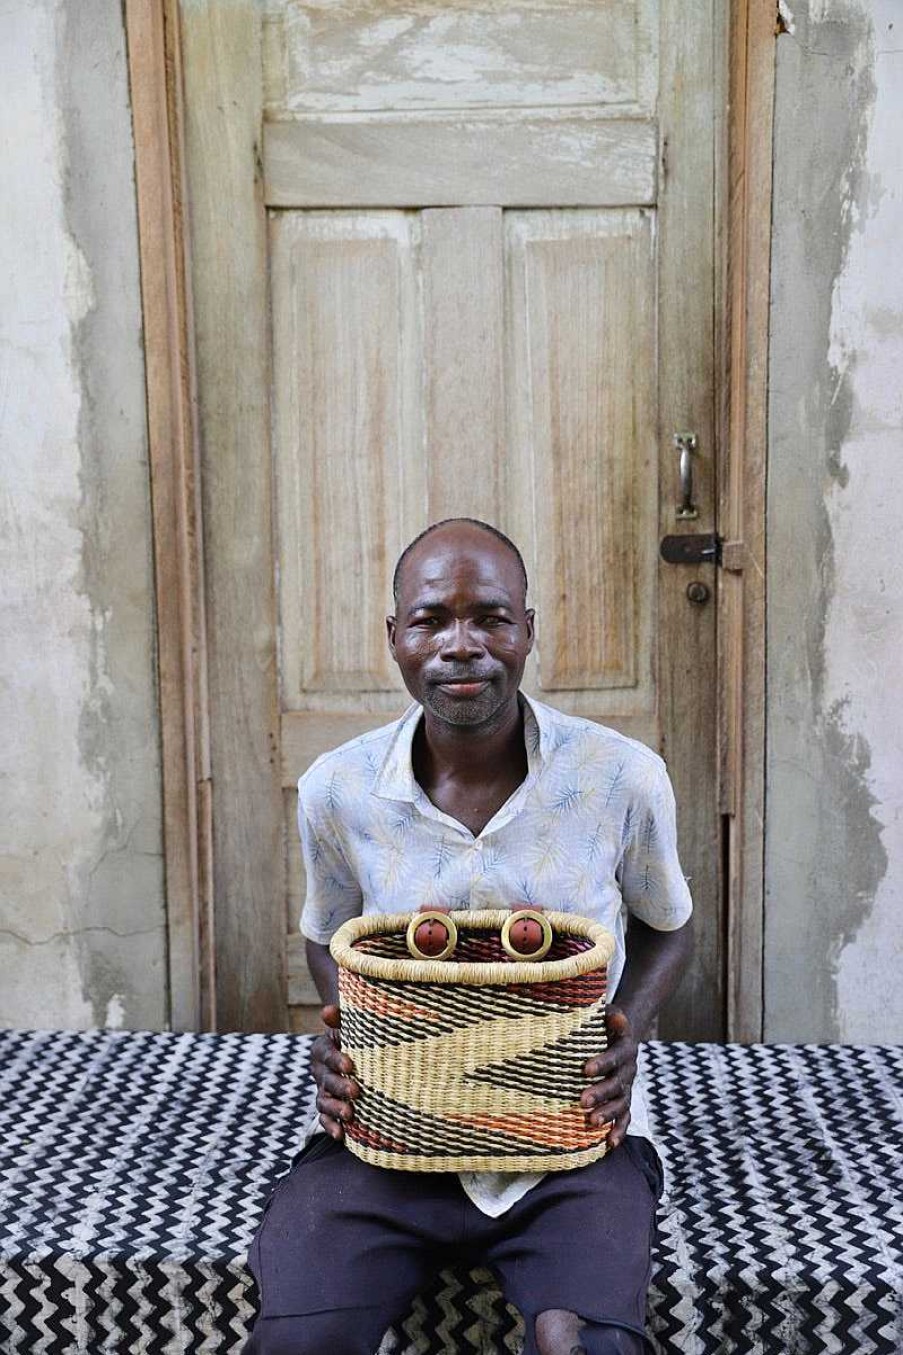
[766,0,902,1041]
[0,2,167,1028]
[4,0,900,1043]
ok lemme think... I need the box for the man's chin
[422,688,504,728]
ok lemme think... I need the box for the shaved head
[386,517,534,730]
[392,518,528,605]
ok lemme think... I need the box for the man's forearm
[613,915,694,1038]
[306,938,340,1007]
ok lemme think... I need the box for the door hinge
[660,533,720,566]
[660,535,747,570]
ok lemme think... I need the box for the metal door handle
[674,433,698,520]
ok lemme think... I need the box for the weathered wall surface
[0,2,167,1028]
[767,0,902,1041]
[2,1,900,1042]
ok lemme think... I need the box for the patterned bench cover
[0,1031,900,1354]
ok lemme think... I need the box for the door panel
[273,212,422,705]
[505,210,656,728]
[264,117,658,208]
[273,206,657,730]
[421,209,506,517]
[263,0,656,115]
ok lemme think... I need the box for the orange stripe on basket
[348,1122,411,1156]
[341,972,444,1025]
[446,1108,608,1152]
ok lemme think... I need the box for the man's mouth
[433,677,491,697]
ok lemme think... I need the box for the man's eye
[481,616,507,627]
[413,617,440,627]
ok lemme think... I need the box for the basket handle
[406,909,458,961]
[404,906,553,962]
[501,908,553,961]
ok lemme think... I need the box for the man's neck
[414,695,527,789]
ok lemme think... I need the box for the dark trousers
[245,1135,663,1355]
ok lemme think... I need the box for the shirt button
[474,839,484,850]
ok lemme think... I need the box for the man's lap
[247,1134,662,1340]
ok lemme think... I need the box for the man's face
[387,527,535,729]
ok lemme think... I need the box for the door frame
[125,0,215,1031]
[716,1,777,1041]
[127,0,776,1036]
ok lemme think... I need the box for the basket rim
[329,909,614,986]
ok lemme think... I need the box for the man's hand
[310,1004,358,1140]
[580,1006,638,1150]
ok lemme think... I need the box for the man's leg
[244,1136,461,1354]
[244,1308,399,1355]
[482,1137,663,1355]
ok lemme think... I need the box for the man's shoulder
[297,709,412,815]
[530,695,667,780]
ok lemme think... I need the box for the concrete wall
[0,1,167,1029]
[766,0,903,1041]
[2,0,900,1042]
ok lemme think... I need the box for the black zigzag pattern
[1,1032,900,1353]
[463,1004,608,1097]
[351,973,595,1031]
[0,1030,314,1355]
[641,1041,903,1355]
[355,1084,573,1161]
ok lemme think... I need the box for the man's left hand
[580,1005,638,1150]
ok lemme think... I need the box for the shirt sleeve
[617,759,693,930]
[296,792,363,945]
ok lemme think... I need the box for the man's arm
[580,914,694,1148]
[608,913,694,1041]
[307,938,358,1140]
[307,937,340,1007]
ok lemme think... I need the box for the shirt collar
[372,691,548,804]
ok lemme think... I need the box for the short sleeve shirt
[297,693,693,1215]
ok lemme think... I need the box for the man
[246,518,693,1355]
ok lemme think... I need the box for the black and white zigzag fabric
[0,1032,900,1353]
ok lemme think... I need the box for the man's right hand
[310,1004,358,1140]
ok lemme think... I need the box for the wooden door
[179,1,721,1039]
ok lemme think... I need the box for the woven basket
[329,909,615,1173]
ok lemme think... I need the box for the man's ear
[386,614,397,658]
[525,608,536,654]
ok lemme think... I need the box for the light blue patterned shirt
[298,693,692,1214]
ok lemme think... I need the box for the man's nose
[440,619,484,660]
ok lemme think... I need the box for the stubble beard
[421,681,506,729]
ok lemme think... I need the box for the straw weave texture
[331,910,614,1172]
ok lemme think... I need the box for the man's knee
[533,1309,647,1355]
[244,1310,380,1355]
